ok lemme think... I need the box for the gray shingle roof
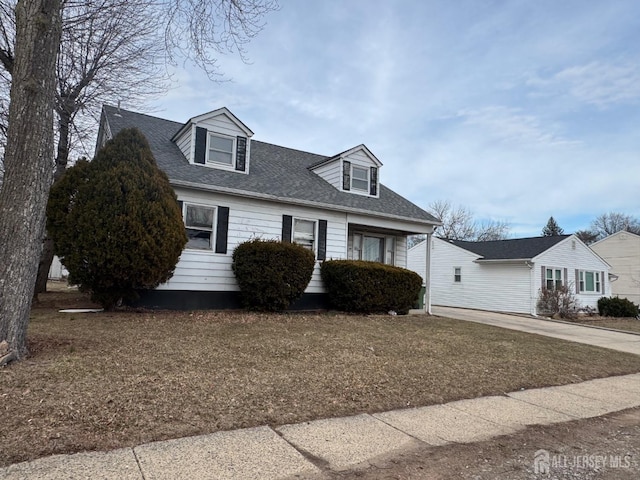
[449,235,571,260]
[101,105,438,225]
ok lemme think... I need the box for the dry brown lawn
[2,283,640,467]
[565,315,640,334]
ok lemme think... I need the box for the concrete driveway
[431,306,640,356]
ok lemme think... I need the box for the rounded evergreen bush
[232,239,315,311]
[47,128,187,310]
[320,260,422,314]
[597,296,640,318]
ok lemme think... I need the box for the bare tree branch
[428,200,511,241]
[590,212,640,240]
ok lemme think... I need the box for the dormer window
[351,166,369,192]
[341,160,378,196]
[208,134,234,165]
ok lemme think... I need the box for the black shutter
[194,127,207,164]
[235,136,247,172]
[215,206,229,254]
[370,167,378,196]
[318,220,327,261]
[342,161,351,191]
[177,200,183,213]
[282,215,292,243]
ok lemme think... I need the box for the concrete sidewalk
[2,373,640,480]
[432,306,640,355]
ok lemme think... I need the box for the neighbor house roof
[448,235,571,260]
[101,105,439,226]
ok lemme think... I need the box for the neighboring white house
[408,234,610,315]
[48,255,68,280]
[96,105,439,310]
[591,231,640,306]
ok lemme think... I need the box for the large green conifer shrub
[47,128,187,309]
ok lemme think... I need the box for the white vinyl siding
[409,236,610,315]
[313,161,342,190]
[163,190,347,294]
[412,238,533,315]
[535,237,610,311]
[591,231,640,306]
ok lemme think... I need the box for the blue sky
[149,0,640,237]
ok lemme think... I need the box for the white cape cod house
[96,105,439,310]
[408,234,610,315]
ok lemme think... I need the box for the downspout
[425,232,432,314]
[525,261,535,316]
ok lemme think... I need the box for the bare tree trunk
[0,0,61,361]
[34,107,71,295]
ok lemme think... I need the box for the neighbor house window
[545,268,563,290]
[454,267,462,283]
[208,133,234,165]
[352,234,395,265]
[351,166,369,191]
[185,204,215,250]
[293,218,316,251]
[579,270,601,293]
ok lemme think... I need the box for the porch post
[425,232,432,314]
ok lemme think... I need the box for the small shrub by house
[232,239,315,311]
[321,260,422,314]
[536,286,579,319]
[598,297,640,318]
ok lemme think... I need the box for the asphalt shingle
[101,105,438,225]
[449,235,571,260]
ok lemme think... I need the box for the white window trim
[351,165,369,192]
[183,202,216,252]
[545,267,564,290]
[454,267,462,283]
[351,232,395,265]
[293,217,317,254]
[578,270,602,294]
[206,132,236,168]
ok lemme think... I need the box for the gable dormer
[171,107,254,174]
[310,144,382,198]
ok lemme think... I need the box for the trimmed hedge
[597,296,640,318]
[232,239,315,311]
[320,260,422,314]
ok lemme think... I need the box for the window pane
[186,229,212,249]
[186,205,214,228]
[209,150,233,165]
[352,234,362,260]
[293,219,315,250]
[363,236,383,262]
[352,166,369,191]
[585,271,594,291]
[210,135,233,152]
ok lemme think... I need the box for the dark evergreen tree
[47,128,187,310]
[542,216,564,236]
